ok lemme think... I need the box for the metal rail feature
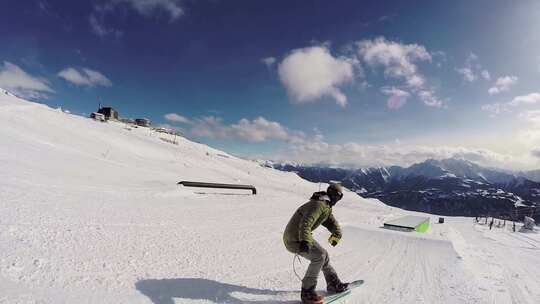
[177,181,257,195]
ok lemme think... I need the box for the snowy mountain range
[264,158,540,220]
[520,169,540,182]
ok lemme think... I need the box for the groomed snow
[1,92,539,303]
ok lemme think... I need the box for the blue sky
[1,0,540,170]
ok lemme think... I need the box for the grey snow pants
[284,240,338,289]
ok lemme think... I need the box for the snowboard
[323,280,364,304]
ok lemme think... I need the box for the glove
[299,240,310,253]
[328,234,341,247]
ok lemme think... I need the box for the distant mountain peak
[267,157,540,221]
[266,157,518,184]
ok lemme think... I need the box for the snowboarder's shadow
[136,278,297,304]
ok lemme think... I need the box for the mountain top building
[97,107,119,121]
[135,118,151,127]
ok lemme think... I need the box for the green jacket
[283,192,342,246]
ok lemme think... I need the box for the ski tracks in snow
[328,226,484,304]
[447,221,540,304]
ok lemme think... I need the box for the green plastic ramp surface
[384,216,430,233]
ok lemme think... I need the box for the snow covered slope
[1,91,539,303]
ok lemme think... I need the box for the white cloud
[357,37,442,107]
[188,116,305,143]
[456,67,476,82]
[467,52,478,62]
[482,92,540,116]
[358,37,431,90]
[517,111,540,157]
[509,92,540,107]
[417,90,442,107]
[89,13,122,38]
[274,135,528,170]
[117,0,184,20]
[89,14,106,36]
[190,116,230,139]
[431,51,447,67]
[58,67,112,87]
[261,57,276,68]
[487,88,498,95]
[481,70,491,80]
[277,46,354,107]
[381,87,410,109]
[519,110,540,126]
[488,75,518,95]
[456,53,490,83]
[89,0,183,37]
[481,103,506,116]
[88,3,123,38]
[0,61,54,99]
[231,117,305,143]
[378,14,396,23]
[164,113,191,124]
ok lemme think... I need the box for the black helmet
[327,183,344,205]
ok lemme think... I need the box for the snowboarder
[283,183,349,304]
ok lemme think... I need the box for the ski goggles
[329,190,343,202]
